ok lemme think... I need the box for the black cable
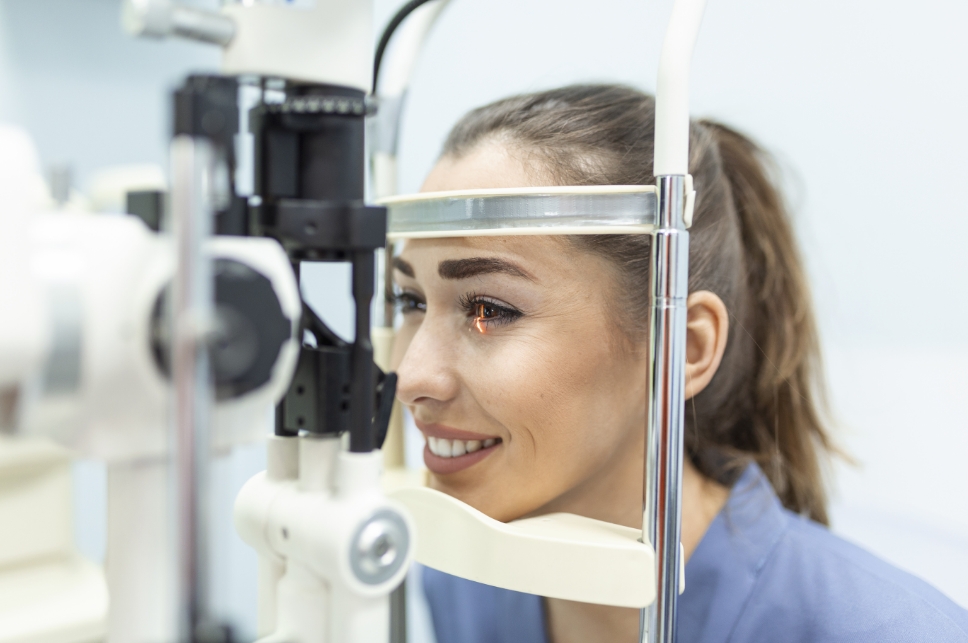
[373,0,439,94]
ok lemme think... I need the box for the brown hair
[441,84,834,524]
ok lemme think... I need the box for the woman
[389,85,968,642]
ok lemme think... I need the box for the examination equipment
[0,0,708,641]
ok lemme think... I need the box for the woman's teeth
[427,436,498,458]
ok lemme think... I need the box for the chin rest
[384,471,684,608]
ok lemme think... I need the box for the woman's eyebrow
[392,257,415,277]
[437,257,535,282]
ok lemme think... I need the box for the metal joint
[350,509,411,586]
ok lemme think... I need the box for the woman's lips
[423,440,501,475]
[416,421,502,475]
[415,421,497,441]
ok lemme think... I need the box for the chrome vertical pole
[170,135,216,643]
[642,175,689,643]
[641,0,707,641]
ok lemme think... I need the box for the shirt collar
[677,463,790,643]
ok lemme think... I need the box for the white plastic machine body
[235,438,413,643]
[0,119,302,643]
[221,0,372,90]
[123,0,374,90]
[14,214,302,643]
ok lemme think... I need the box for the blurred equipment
[123,1,414,643]
[0,438,107,643]
[0,119,301,643]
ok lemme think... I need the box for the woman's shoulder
[683,464,968,643]
[750,515,968,641]
[700,463,968,642]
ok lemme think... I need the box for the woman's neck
[542,458,730,643]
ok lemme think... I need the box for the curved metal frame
[383,185,656,239]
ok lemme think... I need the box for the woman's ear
[684,290,729,399]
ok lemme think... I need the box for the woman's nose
[394,320,461,407]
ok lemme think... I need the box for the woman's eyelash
[387,288,522,329]
[389,289,426,314]
[458,292,523,329]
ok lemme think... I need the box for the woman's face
[390,141,648,522]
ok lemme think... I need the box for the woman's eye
[474,303,500,320]
[391,291,426,315]
[460,294,522,332]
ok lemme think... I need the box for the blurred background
[1,0,965,638]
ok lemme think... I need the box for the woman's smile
[416,420,503,474]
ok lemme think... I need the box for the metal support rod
[389,580,407,643]
[276,261,300,438]
[350,250,376,453]
[170,135,216,643]
[641,175,690,643]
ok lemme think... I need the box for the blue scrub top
[422,464,968,642]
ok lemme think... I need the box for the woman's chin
[428,474,534,523]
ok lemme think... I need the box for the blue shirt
[422,464,968,642]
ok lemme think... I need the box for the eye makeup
[458,292,523,333]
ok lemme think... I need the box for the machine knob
[350,509,411,586]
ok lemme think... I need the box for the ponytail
[700,121,832,524]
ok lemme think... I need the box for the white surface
[0,556,108,643]
[653,0,707,176]
[0,438,107,643]
[0,0,962,634]
[0,125,49,388]
[0,438,72,567]
[826,346,968,606]
[106,459,175,643]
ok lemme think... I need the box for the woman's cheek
[469,333,587,451]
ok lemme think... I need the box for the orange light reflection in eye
[471,303,488,334]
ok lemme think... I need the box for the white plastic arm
[391,486,663,608]
[375,0,451,98]
[371,0,451,199]
[653,0,709,176]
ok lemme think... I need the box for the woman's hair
[441,84,834,524]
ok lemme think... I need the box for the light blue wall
[3,0,965,638]
[0,0,220,187]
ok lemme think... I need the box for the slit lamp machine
[0,1,706,642]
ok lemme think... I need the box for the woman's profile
[388,84,968,643]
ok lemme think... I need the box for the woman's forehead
[420,139,549,192]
